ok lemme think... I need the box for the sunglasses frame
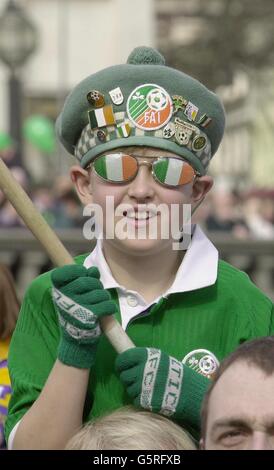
[86,153,200,188]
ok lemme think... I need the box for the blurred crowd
[194,183,274,240]
[0,165,83,230]
[0,138,83,230]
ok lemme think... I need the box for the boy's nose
[127,165,155,201]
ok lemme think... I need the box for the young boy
[6,47,273,449]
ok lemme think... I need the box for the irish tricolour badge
[127,84,173,131]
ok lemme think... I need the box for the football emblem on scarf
[127,84,173,131]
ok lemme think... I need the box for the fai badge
[174,118,196,146]
[109,87,124,105]
[182,349,219,379]
[127,83,173,131]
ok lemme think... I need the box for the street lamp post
[0,0,38,166]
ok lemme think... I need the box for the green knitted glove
[51,265,117,369]
[116,347,210,431]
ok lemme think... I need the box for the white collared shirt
[84,224,218,330]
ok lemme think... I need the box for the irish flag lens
[153,158,194,186]
[94,154,138,182]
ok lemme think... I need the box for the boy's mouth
[123,208,158,221]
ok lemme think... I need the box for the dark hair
[201,336,274,440]
[0,264,20,339]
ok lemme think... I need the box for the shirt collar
[84,237,120,289]
[165,224,218,294]
[83,224,218,295]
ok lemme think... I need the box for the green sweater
[5,255,274,442]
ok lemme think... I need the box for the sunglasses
[88,153,198,187]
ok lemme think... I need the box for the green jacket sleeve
[5,272,59,443]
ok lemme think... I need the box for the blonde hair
[66,407,196,450]
[0,264,20,340]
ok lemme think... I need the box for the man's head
[201,337,274,450]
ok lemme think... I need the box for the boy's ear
[192,175,213,203]
[70,165,93,205]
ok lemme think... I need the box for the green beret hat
[56,46,226,175]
